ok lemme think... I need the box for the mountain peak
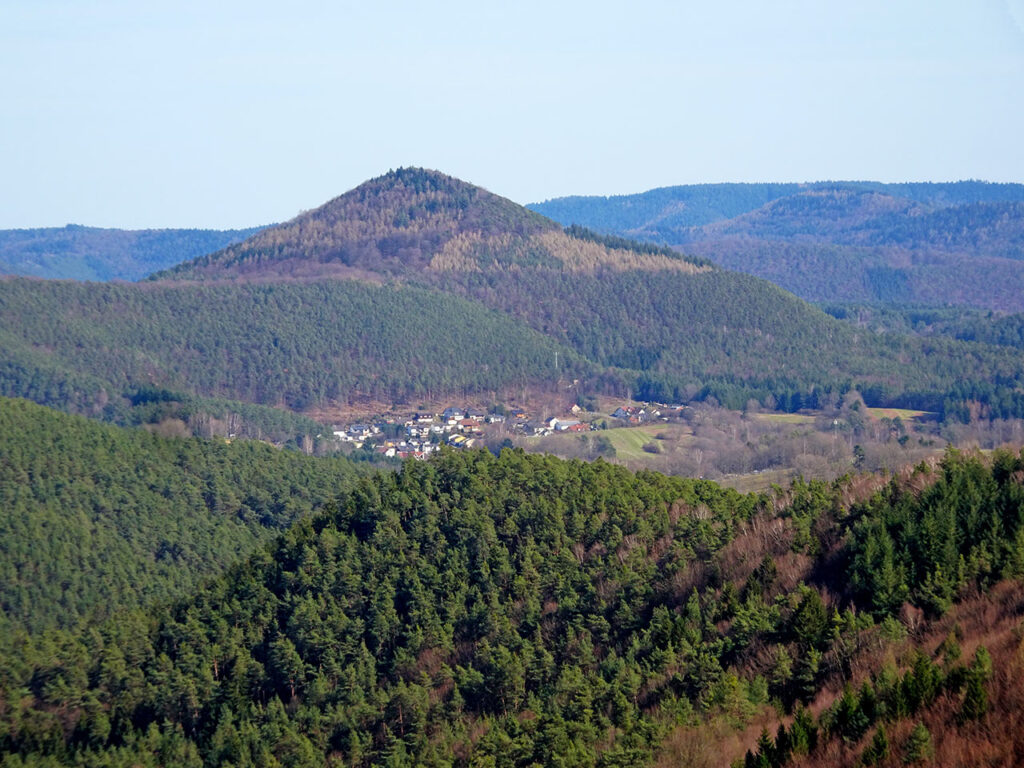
[154,169,706,281]
[155,168,558,280]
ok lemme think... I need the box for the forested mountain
[822,304,1024,351]
[4,169,1024,428]
[680,239,1024,309]
[530,182,1024,311]
[3,446,1023,766]
[0,277,585,417]
[0,225,264,282]
[153,167,707,281]
[147,169,1024,419]
[529,182,1024,240]
[529,182,1024,238]
[0,398,367,634]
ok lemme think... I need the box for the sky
[2,0,1024,228]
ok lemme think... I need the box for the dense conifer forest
[0,277,583,426]
[2,445,1023,766]
[0,398,368,634]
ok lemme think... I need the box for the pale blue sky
[2,1,1023,228]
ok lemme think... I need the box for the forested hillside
[530,182,1024,311]
[154,168,707,281]
[0,277,585,416]
[2,446,1023,766]
[0,398,367,634]
[823,305,1024,351]
[6,169,1024,433]
[529,182,1024,242]
[0,225,264,282]
[146,169,1024,420]
[434,267,1024,416]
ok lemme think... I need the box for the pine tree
[904,722,933,764]
[960,671,988,722]
[862,725,889,765]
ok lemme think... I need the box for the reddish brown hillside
[154,167,703,280]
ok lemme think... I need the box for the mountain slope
[5,170,1024,426]
[7,170,1019,421]
[681,239,1024,309]
[0,398,366,633]
[529,181,1024,240]
[155,168,706,280]
[2,447,1023,766]
[0,277,587,413]
[0,225,264,281]
[529,182,1024,311]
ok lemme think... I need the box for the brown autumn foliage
[159,168,706,282]
[676,580,1024,768]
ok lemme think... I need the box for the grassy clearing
[865,407,933,421]
[719,469,795,494]
[603,425,672,460]
[751,412,816,425]
[521,422,695,469]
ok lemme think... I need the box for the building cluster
[610,405,651,424]
[330,403,599,459]
[609,404,685,424]
[330,400,692,460]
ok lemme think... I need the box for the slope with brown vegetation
[155,168,705,282]
[2,441,1024,766]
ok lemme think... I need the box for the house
[611,406,648,423]
[443,407,465,421]
[550,418,588,433]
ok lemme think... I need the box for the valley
[7,2,1023,764]
[2,169,1024,767]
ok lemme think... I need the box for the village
[329,402,670,459]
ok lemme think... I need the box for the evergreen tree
[862,725,889,765]
[904,722,933,764]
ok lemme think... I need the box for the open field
[751,412,816,425]
[865,406,934,421]
[717,468,797,493]
[602,424,690,460]
[517,422,695,472]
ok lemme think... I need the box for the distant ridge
[0,224,265,281]
[530,180,1024,235]
[529,181,1024,310]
